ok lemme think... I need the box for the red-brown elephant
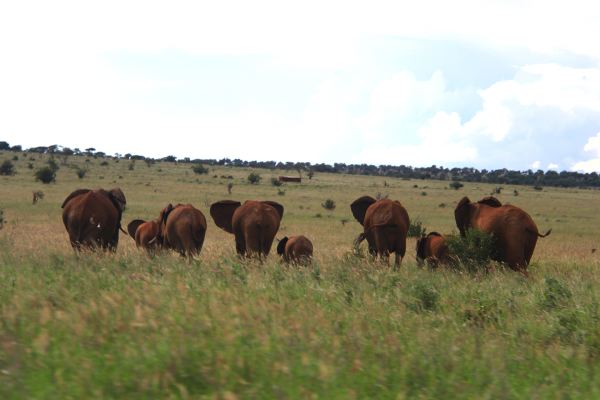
[127,219,160,253]
[351,196,410,268]
[61,188,127,251]
[277,235,313,264]
[454,196,551,273]
[159,204,207,259]
[210,200,284,258]
[416,232,450,268]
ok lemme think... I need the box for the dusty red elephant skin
[210,200,284,258]
[61,188,126,251]
[277,235,313,264]
[351,196,410,268]
[454,196,551,272]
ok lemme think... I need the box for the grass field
[2,152,600,398]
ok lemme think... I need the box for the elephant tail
[527,227,552,238]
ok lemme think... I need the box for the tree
[0,141,9,150]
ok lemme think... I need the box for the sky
[1,1,600,172]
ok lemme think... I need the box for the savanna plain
[2,153,600,399]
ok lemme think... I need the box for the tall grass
[1,152,600,397]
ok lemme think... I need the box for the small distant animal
[416,232,450,268]
[277,235,313,264]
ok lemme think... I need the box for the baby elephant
[416,232,450,268]
[277,235,313,264]
[127,219,161,253]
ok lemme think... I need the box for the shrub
[227,182,233,194]
[128,162,135,171]
[27,162,34,169]
[247,172,261,184]
[277,188,285,196]
[449,181,464,190]
[32,191,44,204]
[0,160,15,176]
[34,166,56,184]
[12,155,18,161]
[307,170,314,180]
[407,217,426,238]
[321,199,336,210]
[0,209,4,229]
[446,229,496,273]
[192,164,209,175]
[100,160,109,166]
[271,177,282,186]
[75,168,87,179]
[534,185,543,191]
[421,191,427,196]
[47,158,59,173]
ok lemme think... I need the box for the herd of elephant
[61,188,551,273]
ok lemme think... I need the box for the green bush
[192,164,209,175]
[407,217,426,238]
[47,158,59,173]
[449,181,464,190]
[75,168,87,179]
[247,172,261,184]
[34,166,56,184]
[321,199,336,210]
[0,160,15,176]
[446,229,496,273]
[271,177,282,186]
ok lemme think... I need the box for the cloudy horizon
[1,1,600,172]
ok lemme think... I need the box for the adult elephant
[159,204,207,259]
[454,196,551,273]
[210,200,284,258]
[351,196,410,268]
[416,232,450,268]
[61,188,127,251]
[127,219,160,252]
[277,235,313,264]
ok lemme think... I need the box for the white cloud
[548,163,559,170]
[531,160,541,169]
[572,132,600,172]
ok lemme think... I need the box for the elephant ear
[277,236,289,256]
[416,235,427,261]
[428,231,442,238]
[262,201,284,220]
[478,196,502,208]
[61,189,90,208]
[454,197,472,237]
[109,188,127,211]
[160,204,175,225]
[127,219,145,239]
[350,196,377,225]
[210,200,241,233]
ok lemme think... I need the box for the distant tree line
[2,140,599,188]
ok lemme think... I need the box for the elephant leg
[372,229,388,263]
[235,234,247,257]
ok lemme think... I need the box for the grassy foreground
[1,153,600,398]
